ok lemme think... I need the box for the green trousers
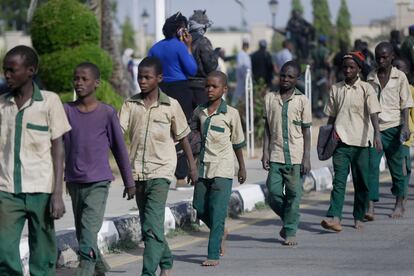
[266,163,302,237]
[327,144,369,221]
[0,191,56,276]
[369,126,407,201]
[402,145,411,194]
[136,179,172,276]
[67,181,111,276]
[193,177,232,260]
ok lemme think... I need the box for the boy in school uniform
[192,71,246,267]
[321,52,382,232]
[0,45,71,275]
[262,61,311,246]
[119,56,197,276]
[63,62,136,275]
[366,42,413,219]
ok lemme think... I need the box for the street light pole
[141,8,149,52]
[268,0,279,30]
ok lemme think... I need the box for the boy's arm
[108,111,136,200]
[301,127,311,175]
[401,108,411,142]
[178,136,198,184]
[370,113,383,152]
[50,136,65,220]
[261,118,271,171]
[234,147,246,184]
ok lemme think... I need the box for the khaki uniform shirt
[264,90,312,165]
[192,100,245,179]
[367,67,414,131]
[119,91,190,182]
[324,78,381,147]
[0,84,71,194]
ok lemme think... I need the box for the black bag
[317,124,340,161]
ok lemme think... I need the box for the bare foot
[282,236,298,246]
[390,197,406,218]
[364,201,375,221]
[220,228,228,257]
[159,269,172,276]
[354,220,364,230]
[201,259,219,267]
[321,217,342,232]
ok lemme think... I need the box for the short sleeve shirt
[264,90,312,165]
[119,90,190,182]
[367,67,414,131]
[324,78,381,147]
[0,84,71,194]
[192,100,245,179]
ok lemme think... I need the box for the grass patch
[254,201,269,211]
[166,223,202,239]
[109,234,139,254]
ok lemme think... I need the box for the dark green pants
[369,126,407,201]
[402,145,411,194]
[0,191,56,276]
[193,177,232,260]
[266,163,302,237]
[136,179,172,276]
[327,144,369,220]
[67,181,111,276]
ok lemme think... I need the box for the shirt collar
[200,99,228,114]
[276,88,302,103]
[5,82,43,102]
[342,77,361,89]
[367,66,399,84]
[128,88,171,105]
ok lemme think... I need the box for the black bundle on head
[162,12,188,39]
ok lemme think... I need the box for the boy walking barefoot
[321,52,382,231]
[119,57,197,276]
[0,45,71,275]
[192,71,246,266]
[366,42,413,219]
[64,62,136,275]
[262,61,311,246]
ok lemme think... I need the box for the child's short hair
[281,61,301,77]
[75,62,101,79]
[207,71,228,86]
[5,45,38,70]
[139,56,163,75]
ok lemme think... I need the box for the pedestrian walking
[119,57,197,276]
[148,12,197,187]
[191,71,246,266]
[63,62,136,275]
[250,40,274,88]
[366,42,413,219]
[0,45,71,275]
[188,9,218,108]
[262,61,311,245]
[321,52,382,232]
[231,40,251,106]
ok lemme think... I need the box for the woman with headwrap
[148,12,197,187]
[188,10,218,108]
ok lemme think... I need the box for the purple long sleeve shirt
[63,102,134,187]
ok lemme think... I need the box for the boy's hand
[373,132,383,152]
[261,155,270,171]
[50,193,65,220]
[188,165,198,185]
[301,157,311,176]
[123,186,136,200]
[400,125,411,143]
[238,167,247,184]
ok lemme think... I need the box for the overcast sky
[116,0,396,33]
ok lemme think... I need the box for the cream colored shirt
[192,100,245,179]
[264,90,312,165]
[324,78,381,147]
[0,84,71,194]
[119,91,190,182]
[367,67,413,131]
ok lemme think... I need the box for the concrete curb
[20,156,390,271]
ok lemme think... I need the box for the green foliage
[291,0,304,15]
[121,16,137,52]
[270,32,285,53]
[39,44,112,92]
[0,0,34,32]
[31,0,100,55]
[336,0,351,48]
[312,0,333,38]
[58,80,124,110]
